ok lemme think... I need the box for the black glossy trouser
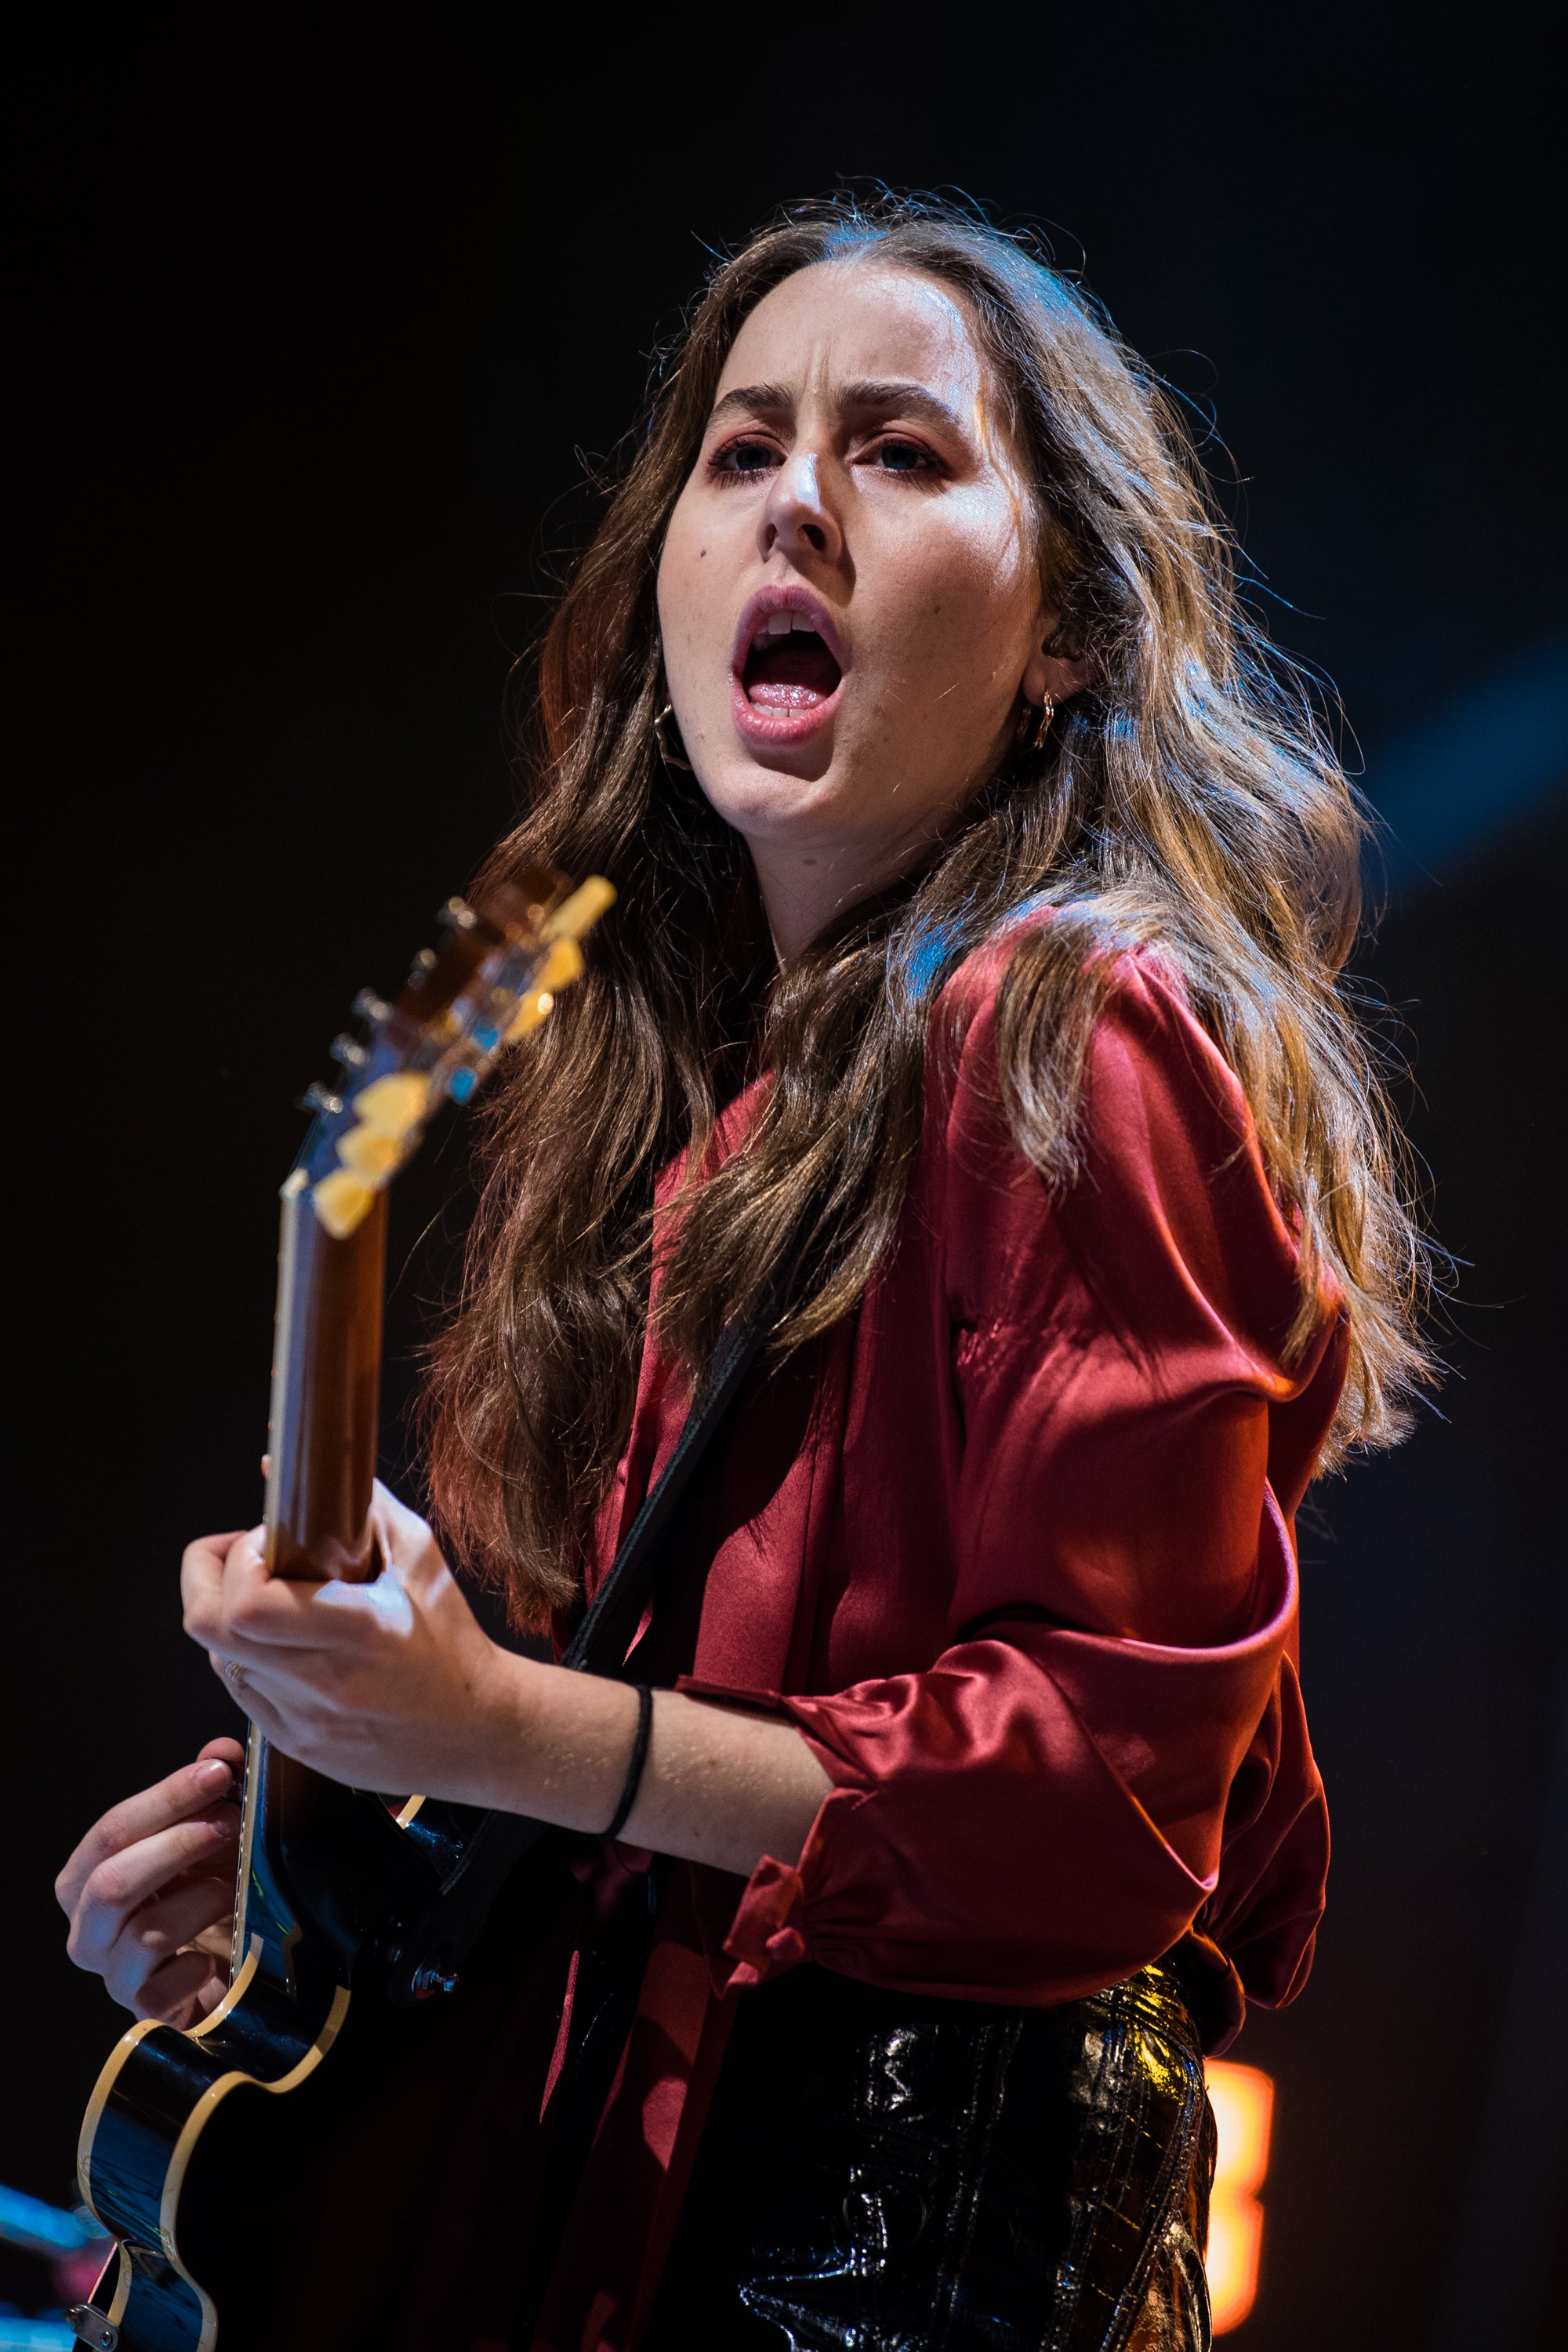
[646,1961,1215,2352]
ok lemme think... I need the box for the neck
[747,823,946,961]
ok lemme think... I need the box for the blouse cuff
[720,1853,811,1987]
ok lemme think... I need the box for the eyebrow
[706,378,967,436]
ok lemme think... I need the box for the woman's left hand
[181,1481,520,1802]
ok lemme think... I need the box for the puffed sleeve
[719,951,1341,2014]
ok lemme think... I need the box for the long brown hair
[425,192,1431,1627]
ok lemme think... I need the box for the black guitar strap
[503,1314,770,2346]
[390,1316,765,1996]
[561,1313,764,1675]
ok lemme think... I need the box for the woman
[56,195,1427,2350]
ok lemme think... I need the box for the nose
[758,447,844,568]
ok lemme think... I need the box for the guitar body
[69,869,616,2352]
[78,1823,573,2352]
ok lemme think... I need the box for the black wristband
[602,1683,654,1842]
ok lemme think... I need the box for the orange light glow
[1205,2060,1274,2332]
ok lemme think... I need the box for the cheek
[657,497,728,678]
[879,529,1033,703]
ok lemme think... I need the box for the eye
[862,436,942,476]
[710,434,782,480]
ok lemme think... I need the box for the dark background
[9,5,1565,2345]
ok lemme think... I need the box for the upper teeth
[755,611,818,648]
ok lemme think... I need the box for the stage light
[1205,2060,1274,2333]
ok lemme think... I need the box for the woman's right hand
[55,1737,245,2027]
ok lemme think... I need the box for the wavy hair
[424,192,1432,1626]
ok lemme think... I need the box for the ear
[1022,610,1092,710]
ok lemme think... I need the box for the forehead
[713,260,990,408]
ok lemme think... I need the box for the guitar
[71,865,615,2352]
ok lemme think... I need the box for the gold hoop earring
[655,702,691,771]
[1030,691,1056,751]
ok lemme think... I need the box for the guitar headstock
[295,864,615,1239]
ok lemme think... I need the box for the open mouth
[741,610,844,711]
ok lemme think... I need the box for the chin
[700,756,855,839]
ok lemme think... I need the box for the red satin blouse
[411,932,1345,2352]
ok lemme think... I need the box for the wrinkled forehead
[713,260,996,426]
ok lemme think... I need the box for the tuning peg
[299,1082,345,1116]
[506,991,554,1041]
[538,937,586,991]
[353,988,390,1025]
[336,1125,402,1181]
[542,876,617,943]
[351,1071,432,1135]
[330,1033,368,1069]
[312,1167,377,1240]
